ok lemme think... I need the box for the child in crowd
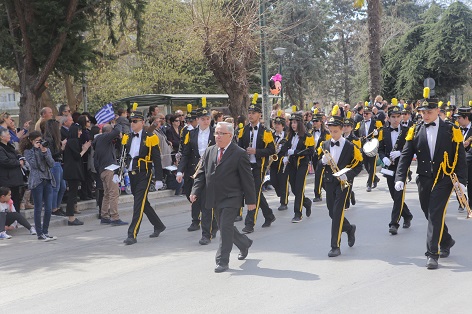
[0,186,37,239]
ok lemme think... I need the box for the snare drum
[363,138,379,157]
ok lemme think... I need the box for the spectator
[77,115,93,200]
[63,124,90,226]
[20,131,57,241]
[116,108,130,134]
[44,119,67,216]
[93,123,128,226]
[71,111,81,123]
[163,114,172,132]
[89,125,103,218]
[175,109,185,127]
[58,104,71,117]
[212,110,224,126]
[147,105,159,124]
[151,115,173,168]
[35,107,53,131]
[1,112,30,150]
[0,128,26,213]
[165,115,182,164]
[60,115,73,141]
[0,186,36,239]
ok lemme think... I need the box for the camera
[40,140,49,147]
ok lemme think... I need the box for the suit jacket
[191,142,256,210]
[378,125,408,171]
[321,140,363,184]
[395,119,467,185]
[61,126,69,141]
[125,130,163,181]
[238,124,275,168]
[178,126,215,175]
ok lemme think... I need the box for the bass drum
[363,138,379,157]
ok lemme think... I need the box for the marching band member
[395,88,467,269]
[400,105,414,128]
[319,115,363,257]
[312,109,331,202]
[354,104,383,192]
[378,106,413,235]
[123,109,166,245]
[280,108,314,222]
[342,112,361,209]
[238,97,276,233]
[270,111,289,211]
[177,103,218,244]
[453,106,472,212]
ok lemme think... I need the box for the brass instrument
[450,172,472,218]
[190,158,203,179]
[323,150,350,190]
[267,137,285,169]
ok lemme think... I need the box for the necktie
[365,120,370,123]
[390,127,398,132]
[275,135,280,142]
[424,122,436,128]
[218,148,225,164]
[133,133,139,137]
[252,126,258,131]
[331,141,340,147]
[461,127,468,133]
[314,129,320,133]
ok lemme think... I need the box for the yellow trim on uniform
[438,189,453,255]
[372,154,378,183]
[337,185,352,247]
[318,167,325,195]
[184,132,190,145]
[298,166,310,214]
[133,173,153,238]
[284,176,289,205]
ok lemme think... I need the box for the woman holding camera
[0,128,26,213]
[20,131,57,240]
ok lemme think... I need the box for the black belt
[129,168,151,175]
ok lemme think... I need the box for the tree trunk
[367,0,382,98]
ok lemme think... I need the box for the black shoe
[52,209,66,216]
[187,223,200,232]
[291,216,302,223]
[389,225,398,235]
[347,224,356,247]
[426,256,438,269]
[407,171,412,183]
[199,237,211,245]
[261,216,276,228]
[351,191,356,205]
[328,248,341,257]
[68,218,84,226]
[403,217,412,229]
[149,226,166,238]
[101,218,112,224]
[123,237,137,245]
[234,216,243,222]
[458,207,465,213]
[366,186,372,192]
[440,239,455,258]
[214,264,229,273]
[238,239,253,260]
[110,219,129,226]
[211,230,218,239]
[372,176,380,189]
[242,225,254,233]
[278,204,288,211]
[305,199,312,217]
[313,196,322,202]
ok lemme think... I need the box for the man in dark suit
[395,94,467,269]
[123,110,166,245]
[454,107,472,212]
[191,122,256,273]
[238,102,276,233]
[60,115,73,141]
[378,106,413,235]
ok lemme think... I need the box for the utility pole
[260,0,270,128]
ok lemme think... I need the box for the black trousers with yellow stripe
[313,158,324,198]
[363,154,378,187]
[324,181,353,249]
[270,165,289,206]
[287,162,310,218]
[244,164,275,227]
[127,171,165,239]
[417,175,454,258]
[183,175,201,224]
[385,174,413,227]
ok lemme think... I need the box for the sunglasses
[312,119,319,122]
[363,112,371,115]
[131,120,142,124]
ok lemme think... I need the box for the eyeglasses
[363,112,371,115]
[215,132,231,136]
[131,120,142,124]
[312,119,319,122]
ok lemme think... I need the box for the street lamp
[273,47,287,108]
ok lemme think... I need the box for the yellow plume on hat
[364,101,368,107]
[469,100,472,107]
[291,105,297,112]
[252,93,258,105]
[277,110,283,117]
[331,105,339,116]
[313,108,319,114]
[403,103,407,109]
[132,102,138,111]
[438,101,444,107]
[202,97,207,108]
[187,104,192,112]
[447,101,451,106]
[423,87,430,99]
[447,111,451,118]
[346,111,352,119]
[391,98,398,106]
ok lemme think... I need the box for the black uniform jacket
[125,130,163,181]
[320,140,363,184]
[279,132,315,168]
[238,124,275,168]
[178,126,215,175]
[378,125,408,172]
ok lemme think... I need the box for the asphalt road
[2,169,472,313]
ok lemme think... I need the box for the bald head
[102,124,113,133]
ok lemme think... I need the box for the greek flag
[95,103,115,124]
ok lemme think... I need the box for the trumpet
[267,154,278,169]
[323,150,350,190]
[450,172,472,218]
[190,158,203,179]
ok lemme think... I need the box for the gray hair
[59,115,70,125]
[216,121,234,134]
[102,124,113,133]
[0,128,9,137]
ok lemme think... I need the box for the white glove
[339,174,348,181]
[382,157,391,167]
[112,174,120,183]
[373,129,379,136]
[283,156,289,165]
[321,154,328,165]
[287,149,295,156]
[155,181,164,190]
[394,181,404,191]
[390,150,401,160]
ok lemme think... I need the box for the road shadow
[229,259,319,281]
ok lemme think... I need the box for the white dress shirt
[364,120,371,137]
[128,129,143,170]
[462,122,471,140]
[425,117,440,160]
[198,127,210,157]
[249,123,259,163]
[330,137,346,164]
[313,129,321,145]
[291,133,300,151]
[274,131,285,152]
[390,125,400,149]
